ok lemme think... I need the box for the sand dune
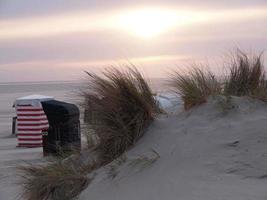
[1,94,267,199]
[79,96,267,200]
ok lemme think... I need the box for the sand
[0,82,83,200]
[1,82,267,200]
[78,96,267,200]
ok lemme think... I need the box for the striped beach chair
[14,95,54,148]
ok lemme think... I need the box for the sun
[116,8,178,38]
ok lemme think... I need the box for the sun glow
[117,8,179,38]
[0,7,266,40]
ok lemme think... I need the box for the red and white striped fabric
[16,105,49,148]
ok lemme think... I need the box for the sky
[0,0,267,82]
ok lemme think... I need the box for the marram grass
[83,67,161,164]
[169,67,221,110]
[224,50,265,97]
[18,158,95,200]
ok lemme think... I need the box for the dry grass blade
[169,67,221,110]
[83,66,160,164]
[224,50,265,97]
[18,159,93,200]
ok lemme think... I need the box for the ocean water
[0,81,84,135]
[0,79,168,135]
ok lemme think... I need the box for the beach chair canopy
[14,94,54,107]
[41,100,79,122]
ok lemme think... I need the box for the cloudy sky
[0,0,266,82]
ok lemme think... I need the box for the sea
[0,81,85,135]
[0,79,168,135]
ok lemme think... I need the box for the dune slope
[79,96,267,200]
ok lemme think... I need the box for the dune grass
[19,67,159,200]
[169,51,266,110]
[224,50,265,97]
[83,67,160,164]
[18,158,95,200]
[169,67,221,110]
[18,51,266,200]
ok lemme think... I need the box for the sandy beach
[79,96,267,200]
[1,81,267,200]
[1,0,267,199]
[0,81,83,200]
[0,79,168,200]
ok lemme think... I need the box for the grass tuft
[169,67,221,110]
[18,159,94,200]
[224,50,265,97]
[83,67,160,164]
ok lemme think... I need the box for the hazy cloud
[0,0,266,82]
